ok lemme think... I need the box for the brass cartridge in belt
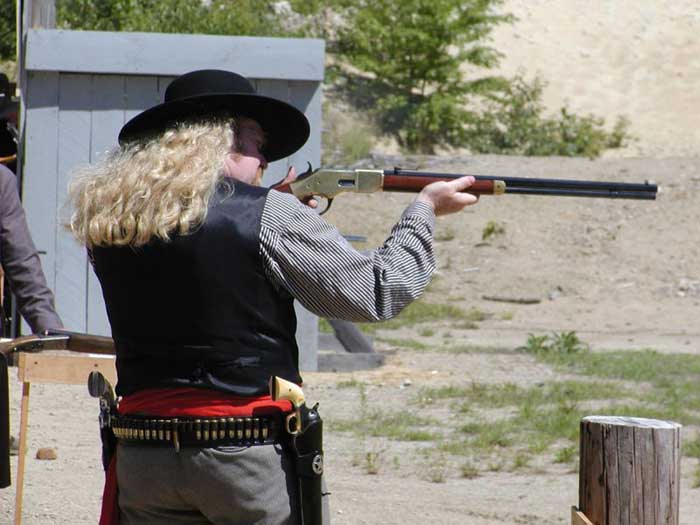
[165,421,171,442]
[219,420,226,440]
[227,418,236,439]
[253,418,260,440]
[195,419,202,441]
[158,420,165,441]
[172,418,180,452]
[261,420,269,440]
[203,420,210,441]
[138,420,145,440]
[146,420,152,440]
[244,418,252,440]
[237,419,244,440]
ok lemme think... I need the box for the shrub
[467,75,632,158]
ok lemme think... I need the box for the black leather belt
[111,414,282,450]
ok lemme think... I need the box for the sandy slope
[484,0,700,158]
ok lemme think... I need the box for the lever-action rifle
[272,164,658,214]
[0,330,115,488]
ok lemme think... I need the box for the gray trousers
[116,442,329,525]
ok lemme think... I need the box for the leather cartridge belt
[111,414,282,450]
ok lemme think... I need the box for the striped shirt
[259,190,437,322]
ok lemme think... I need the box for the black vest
[91,181,302,397]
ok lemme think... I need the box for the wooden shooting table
[4,342,116,525]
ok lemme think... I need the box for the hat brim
[118,93,310,162]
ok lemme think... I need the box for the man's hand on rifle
[416,175,480,216]
[277,166,319,209]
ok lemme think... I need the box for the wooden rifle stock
[382,173,502,194]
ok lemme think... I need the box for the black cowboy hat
[118,69,310,162]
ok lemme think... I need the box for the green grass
[417,380,628,409]
[330,409,441,442]
[336,378,365,389]
[521,333,700,424]
[428,335,700,466]
[686,434,700,488]
[328,331,700,479]
[321,300,492,337]
[482,220,506,241]
[356,300,488,334]
[460,461,480,479]
[553,445,578,464]
[318,318,334,333]
[376,337,430,350]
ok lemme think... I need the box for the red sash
[99,388,292,524]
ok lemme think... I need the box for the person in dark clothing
[67,69,479,524]
[0,163,63,334]
[0,73,17,174]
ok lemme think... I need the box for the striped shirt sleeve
[259,190,436,322]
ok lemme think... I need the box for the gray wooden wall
[20,29,324,370]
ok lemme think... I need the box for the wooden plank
[30,0,55,29]
[157,76,177,98]
[616,423,635,525]
[21,71,59,300]
[14,382,30,525]
[581,419,606,524]
[571,507,594,525]
[54,73,91,332]
[602,424,620,524]
[655,427,677,524]
[85,75,126,335]
[124,75,159,121]
[17,352,117,385]
[25,29,325,81]
[636,424,658,522]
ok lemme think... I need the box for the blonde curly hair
[68,119,238,248]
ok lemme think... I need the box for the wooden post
[28,0,56,29]
[14,381,30,525]
[578,416,682,525]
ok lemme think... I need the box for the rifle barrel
[387,169,657,200]
[503,187,657,199]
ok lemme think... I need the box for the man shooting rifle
[66,69,478,524]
